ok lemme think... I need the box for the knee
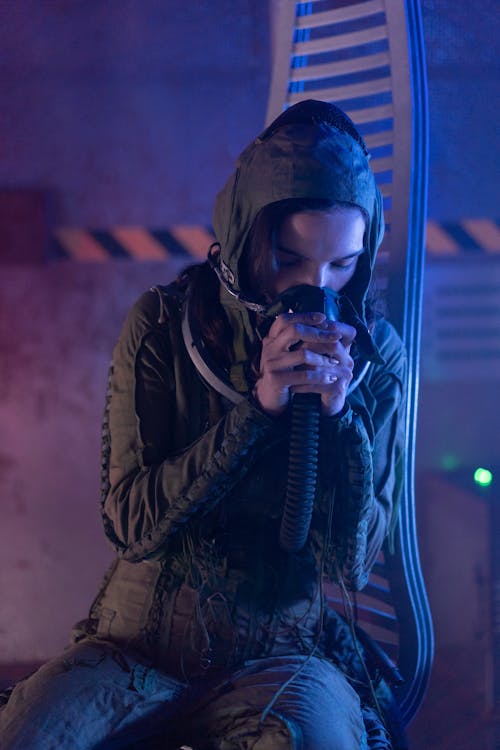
[273,660,366,749]
[0,642,185,750]
[195,710,301,749]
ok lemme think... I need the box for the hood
[212,99,384,327]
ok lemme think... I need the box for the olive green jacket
[88,283,406,675]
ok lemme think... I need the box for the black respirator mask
[257,284,341,339]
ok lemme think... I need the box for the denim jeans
[0,639,186,749]
[0,641,371,749]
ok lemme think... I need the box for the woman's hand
[254,312,356,417]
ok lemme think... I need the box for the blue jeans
[0,640,369,749]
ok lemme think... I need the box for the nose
[305,263,329,288]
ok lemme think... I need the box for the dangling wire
[335,563,386,725]
[259,487,336,726]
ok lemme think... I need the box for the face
[269,206,366,297]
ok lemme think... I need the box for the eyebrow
[276,245,365,261]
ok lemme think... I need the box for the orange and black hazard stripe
[425,219,500,256]
[51,226,215,262]
[50,220,500,261]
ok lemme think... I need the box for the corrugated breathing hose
[279,391,322,551]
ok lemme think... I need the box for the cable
[335,565,386,725]
[259,488,336,726]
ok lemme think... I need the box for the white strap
[181,299,245,405]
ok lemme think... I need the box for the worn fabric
[94,284,404,740]
[0,640,186,750]
[0,647,367,750]
[186,656,367,749]
[99,286,405,581]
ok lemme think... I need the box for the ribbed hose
[279,392,321,551]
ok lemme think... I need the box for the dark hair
[178,261,234,371]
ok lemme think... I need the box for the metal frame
[266,0,434,725]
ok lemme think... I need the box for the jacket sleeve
[101,290,280,562]
[316,319,407,590]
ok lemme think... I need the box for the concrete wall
[1,1,270,227]
[0,261,188,660]
[1,0,271,661]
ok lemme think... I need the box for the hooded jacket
[88,101,406,684]
[212,100,384,334]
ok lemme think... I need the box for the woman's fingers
[290,363,354,417]
[270,361,353,389]
[267,323,339,356]
[320,318,357,348]
[266,313,356,353]
[267,312,325,338]
[267,311,355,340]
[265,346,340,371]
[255,312,356,415]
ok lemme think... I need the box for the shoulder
[125,283,184,334]
[131,283,184,324]
[371,317,406,376]
[361,317,407,395]
[113,283,185,362]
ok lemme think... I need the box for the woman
[0,100,407,749]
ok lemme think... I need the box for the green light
[473,467,493,487]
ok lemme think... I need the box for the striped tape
[426,219,500,256]
[50,220,500,261]
[52,225,216,262]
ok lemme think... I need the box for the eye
[329,259,356,271]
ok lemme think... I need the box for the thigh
[191,655,367,750]
[0,639,187,750]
